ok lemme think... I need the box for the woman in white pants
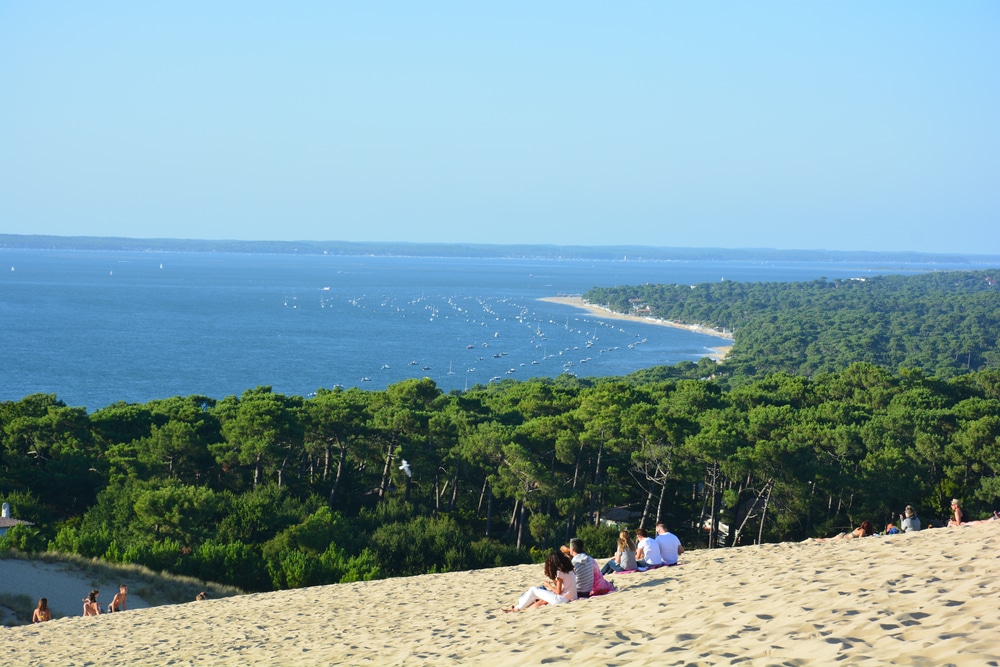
[503,551,578,612]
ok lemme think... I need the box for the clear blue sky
[1,3,997,253]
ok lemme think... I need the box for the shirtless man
[108,584,127,612]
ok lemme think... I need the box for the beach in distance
[540,295,734,360]
[4,523,999,666]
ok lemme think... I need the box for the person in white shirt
[635,527,663,568]
[654,522,684,566]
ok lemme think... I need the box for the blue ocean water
[0,249,984,410]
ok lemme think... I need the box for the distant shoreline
[3,235,998,265]
[539,295,733,361]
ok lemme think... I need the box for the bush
[468,538,531,569]
[50,521,113,558]
[0,525,47,553]
[336,548,381,583]
[185,541,270,592]
[367,514,467,577]
[573,523,619,559]
[120,538,183,572]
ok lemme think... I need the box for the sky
[1,3,998,254]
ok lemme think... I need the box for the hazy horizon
[5,233,1000,263]
[2,4,997,254]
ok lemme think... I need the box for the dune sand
[0,559,150,621]
[539,296,733,360]
[4,523,999,665]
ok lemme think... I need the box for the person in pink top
[503,550,578,612]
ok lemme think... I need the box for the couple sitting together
[601,523,684,575]
[503,538,614,613]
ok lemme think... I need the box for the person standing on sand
[32,598,51,623]
[654,522,684,566]
[108,584,127,613]
[83,590,101,616]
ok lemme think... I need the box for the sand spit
[4,523,1000,666]
[540,295,733,360]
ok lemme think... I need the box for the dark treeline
[3,363,1000,593]
[585,270,1000,380]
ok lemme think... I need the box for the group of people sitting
[503,523,684,613]
[81,584,128,616]
[31,584,126,623]
[601,523,684,575]
[817,500,1000,542]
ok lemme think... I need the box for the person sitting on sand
[32,598,51,623]
[948,499,969,527]
[568,538,597,599]
[900,505,921,532]
[108,584,127,613]
[503,550,577,612]
[83,589,101,616]
[655,522,684,566]
[635,528,663,568]
[196,591,209,601]
[815,520,874,541]
[601,531,637,576]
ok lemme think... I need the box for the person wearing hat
[900,505,921,532]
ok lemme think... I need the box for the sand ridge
[4,523,1000,665]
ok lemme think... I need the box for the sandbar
[540,295,733,360]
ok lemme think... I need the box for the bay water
[0,249,983,410]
